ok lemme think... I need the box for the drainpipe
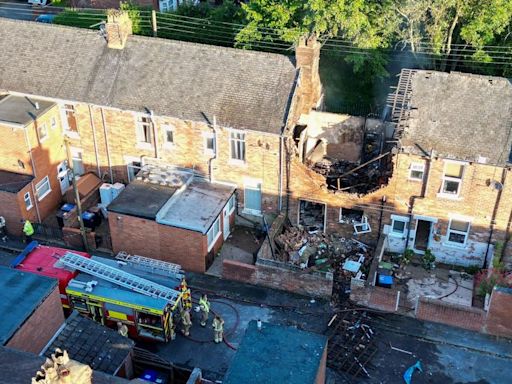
[278,135,284,211]
[100,108,114,183]
[483,167,507,268]
[208,116,217,183]
[149,110,159,159]
[24,127,41,223]
[404,151,433,250]
[88,105,101,176]
[378,195,386,239]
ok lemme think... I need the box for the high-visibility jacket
[23,220,34,236]
[199,297,210,313]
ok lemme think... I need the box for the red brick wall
[415,297,485,332]
[6,285,65,354]
[109,213,224,273]
[368,286,399,312]
[486,288,512,338]
[222,259,333,298]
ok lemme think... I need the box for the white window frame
[446,218,471,247]
[207,216,221,251]
[162,124,175,148]
[229,130,246,162]
[35,176,51,201]
[203,132,216,155]
[38,123,48,142]
[439,161,464,198]
[135,114,153,146]
[60,104,79,137]
[408,162,425,181]
[125,157,142,183]
[243,180,262,216]
[71,148,85,176]
[23,192,33,210]
[353,216,371,235]
[227,194,236,214]
[390,214,409,237]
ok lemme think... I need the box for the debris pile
[327,310,378,378]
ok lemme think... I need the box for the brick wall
[222,259,333,298]
[6,285,65,354]
[368,286,399,312]
[415,297,485,332]
[486,287,512,338]
[109,212,227,273]
[0,191,23,236]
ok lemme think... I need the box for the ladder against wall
[115,251,184,280]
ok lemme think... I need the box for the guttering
[100,107,114,183]
[88,105,101,176]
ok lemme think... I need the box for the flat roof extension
[0,94,55,127]
[0,170,34,193]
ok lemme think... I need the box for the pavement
[1,237,512,383]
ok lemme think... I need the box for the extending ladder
[115,251,184,280]
[57,252,180,304]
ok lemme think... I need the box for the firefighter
[169,314,176,341]
[181,308,192,336]
[0,216,7,242]
[212,315,224,344]
[23,219,34,243]
[179,277,192,311]
[198,293,210,327]
[117,322,128,337]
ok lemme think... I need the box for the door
[414,220,432,251]
[223,206,230,240]
[57,161,70,195]
[244,182,262,215]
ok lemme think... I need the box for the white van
[28,0,49,6]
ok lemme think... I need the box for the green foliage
[401,248,414,265]
[464,264,480,275]
[174,1,245,23]
[422,249,435,270]
[475,269,512,297]
[120,2,151,36]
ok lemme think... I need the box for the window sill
[25,205,33,211]
[163,143,175,150]
[437,193,462,201]
[442,241,467,249]
[389,232,406,238]
[408,177,424,182]
[64,131,80,139]
[228,159,247,167]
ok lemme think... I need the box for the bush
[475,269,512,297]
[422,249,435,270]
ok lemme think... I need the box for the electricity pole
[64,139,89,252]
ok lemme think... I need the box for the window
[353,216,371,234]
[409,162,425,181]
[37,123,48,141]
[227,194,235,213]
[244,181,261,215]
[50,117,57,129]
[71,148,85,176]
[230,131,245,161]
[162,124,174,147]
[204,132,215,154]
[23,192,33,210]
[63,104,78,133]
[207,217,221,251]
[136,116,153,144]
[35,176,51,201]
[390,215,409,236]
[447,219,470,245]
[441,162,464,196]
[339,208,364,224]
[127,160,142,182]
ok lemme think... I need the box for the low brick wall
[486,287,512,338]
[415,297,485,332]
[368,286,400,312]
[222,259,333,298]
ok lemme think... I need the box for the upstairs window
[441,162,464,196]
[447,219,470,245]
[136,116,152,144]
[409,162,425,181]
[204,132,215,154]
[162,124,174,147]
[230,131,245,161]
[63,104,78,133]
[37,123,48,141]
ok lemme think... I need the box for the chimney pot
[105,9,132,50]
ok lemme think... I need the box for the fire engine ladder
[57,252,180,304]
[115,251,184,280]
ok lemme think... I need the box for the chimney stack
[295,35,322,113]
[105,10,132,50]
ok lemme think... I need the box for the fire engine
[13,242,191,342]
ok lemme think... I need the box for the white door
[57,161,70,195]
[244,182,262,215]
[223,206,230,240]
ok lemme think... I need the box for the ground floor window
[127,160,142,182]
[227,194,236,214]
[299,200,325,233]
[23,192,33,210]
[35,176,51,201]
[71,148,85,176]
[339,208,364,224]
[390,215,409,236]
[207,216,221,251]
[447,219,470,245]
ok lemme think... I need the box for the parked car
[35,14,55,23]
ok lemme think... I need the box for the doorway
[57,161,69,195]
[414,219,432,251]
[298,200,326,233]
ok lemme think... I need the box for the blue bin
[61,203,76,212]
[378,274,393,288]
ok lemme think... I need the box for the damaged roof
[396,70,512,165]
[0,19,297,134]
